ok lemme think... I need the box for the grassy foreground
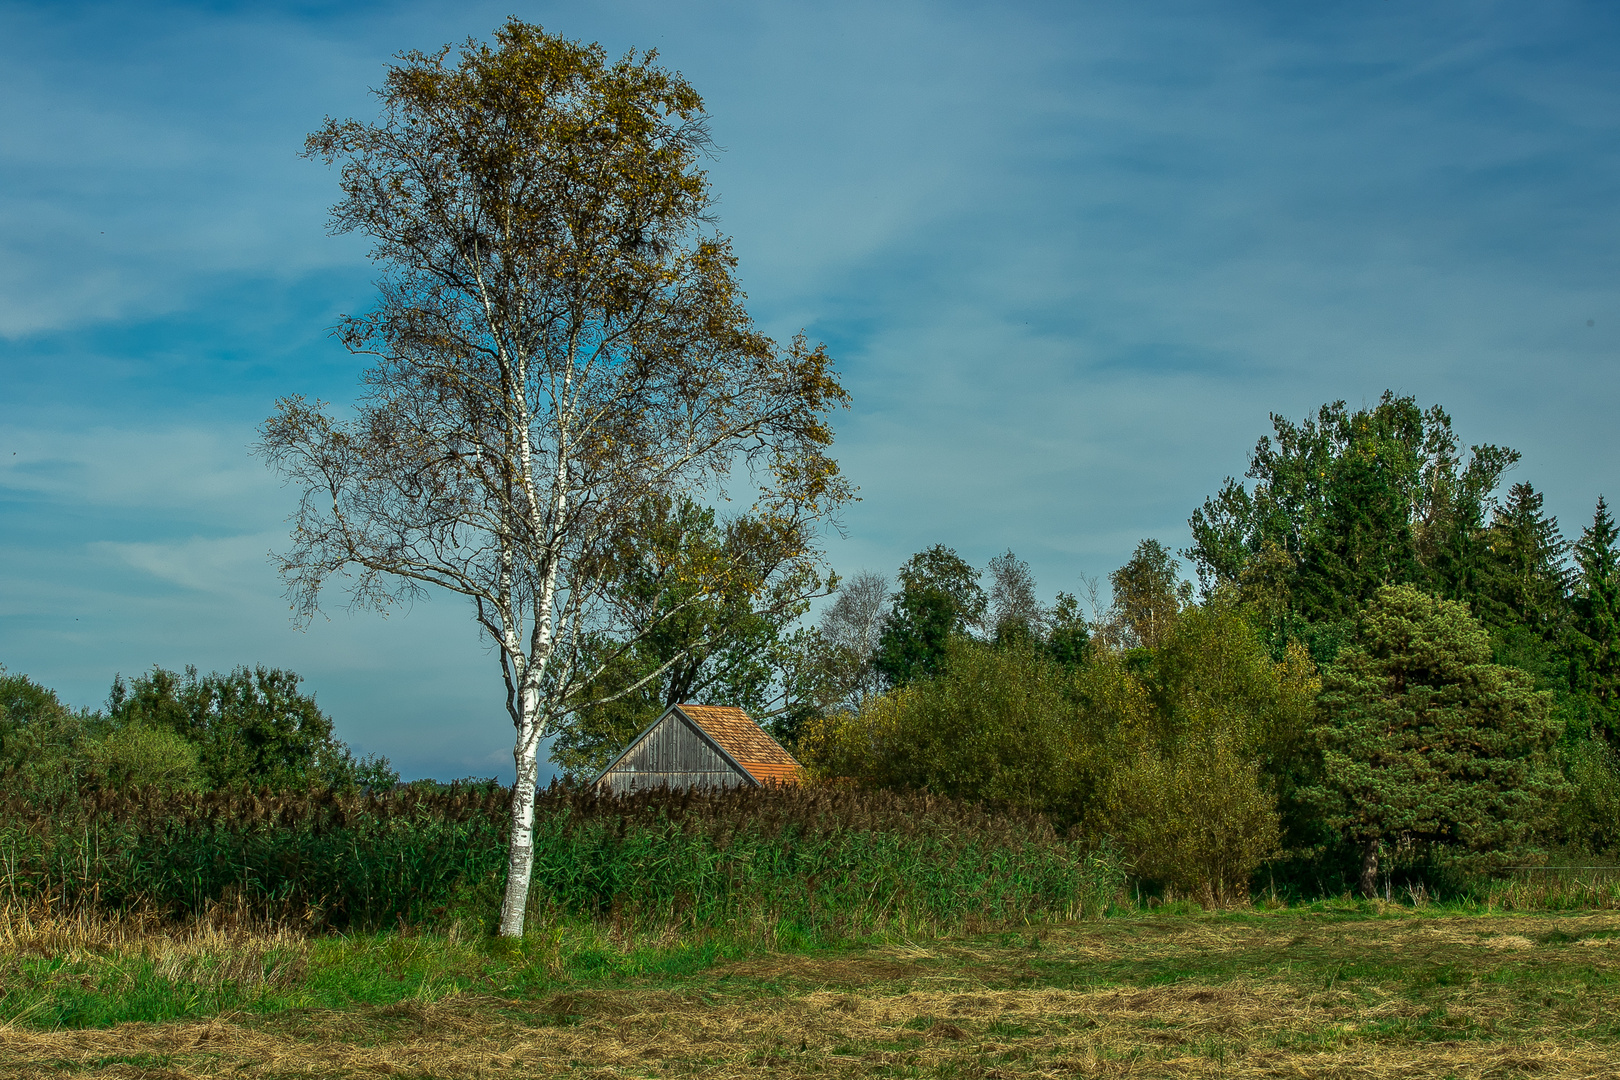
[3,901,1620,1078]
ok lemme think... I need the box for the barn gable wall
[597,711,754,794]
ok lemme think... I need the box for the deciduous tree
[1045,591,1092,667]
[547,496,822,777]
[987,549,1044,642]
[260,22,850,935]
[107,666,394,792]
[1104,599,1314,902]
[812,569,891,713]
[873,546,984,687]
[1105,540,1189,652]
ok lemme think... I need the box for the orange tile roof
[677,704,802,786]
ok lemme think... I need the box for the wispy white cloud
[0,425,272,514]
[89,533,277,599]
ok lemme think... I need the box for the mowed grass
[4,903,1620,1078]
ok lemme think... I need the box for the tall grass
[1466,866,1620,911]
[0,780,1121,940]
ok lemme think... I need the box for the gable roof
[674,705,801,785]
[591,704,801,788]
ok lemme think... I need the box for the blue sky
[3,0,1618,780]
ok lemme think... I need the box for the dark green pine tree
[1570,497,1620,741]
[1304,585,1564,895]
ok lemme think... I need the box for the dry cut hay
[5,911,1620,1078]
[3,981,1619,1079]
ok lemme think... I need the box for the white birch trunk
[498,683,544,936]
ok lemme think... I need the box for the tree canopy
[548,496,821,777]
[107,666,396,792]
[873,545,986,688]
[1187,393,1518,656]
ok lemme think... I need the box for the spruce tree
[1570,497,1620,740]
[1475,483,1570,676]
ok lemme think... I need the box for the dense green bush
[84,723,204,791]
[0,664,397,797]
[804,602,1312,903]
[0,666,97,789]
[802,639,1114,823]
[1105,735,1279,905]
[1112,601,1317,891]
[107,665,397,792]
[1562,738,1620,853]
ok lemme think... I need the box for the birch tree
[777,570,888,718]
[258,22,850,937]
[987,549,1044,641]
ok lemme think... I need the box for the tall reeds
[0,780,1118,938]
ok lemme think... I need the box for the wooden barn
[592,704,801,793]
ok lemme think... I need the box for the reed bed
[0,782,1118,939]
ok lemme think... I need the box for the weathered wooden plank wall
[598,713,752,794]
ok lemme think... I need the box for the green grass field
[4,900,1620,1078]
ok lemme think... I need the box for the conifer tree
[1570,497,1620,740]
[1474,483,1570,681]
[1305,585,1563,895]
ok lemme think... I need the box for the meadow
[4,784,1620,1077]
[4,897,1620,1078]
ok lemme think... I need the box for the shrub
[1105,733,1280,904]
[0,667,104,797]
[1562,739,1620,854]
[804,601,1313,904]
[107,665,397,792]
[85,723,203,791]
[799,640,1128,824]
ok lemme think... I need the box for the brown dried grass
[0,901,313,1014]
[3,981,1617,1078]
[4,911,1619,1078]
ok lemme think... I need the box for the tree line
[557,392,1620,901]
[0,664,397,796]
[5,391,1612,903]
